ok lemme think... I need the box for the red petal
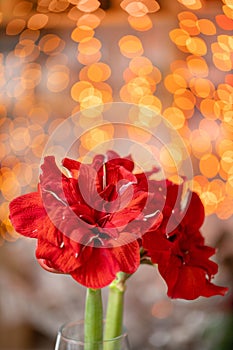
[201,281,228,298]
[158,255,180,295]
[36,238,84,273]
[71,241,140,288]
[71,247,119,288]
[70,203,95,225]
[98,184,117,203]
[106,151,134,172]
[188,245,218,277]
[92,154,105,169]
[143,230,172,263]
[168,266,206,299]
[111,186,148,218]
[78,164,101,205]
[90,153,135,193]
[144,211,163,232]
[168,266,228,300]
[158,260,228,300]
[9,192,46,238]
[62,157,81,179]
[40,156,62,190]
[112,240,140,274]
[40,156,79,205]
[37,259,63,274]
[182,192,205,230]
[109,165,137,185]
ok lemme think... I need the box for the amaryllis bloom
[142,181,228,299]
[9,151,161,288]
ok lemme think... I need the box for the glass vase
[55,320,131,350]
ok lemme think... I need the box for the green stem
[84,288,103,350]
[105,286,124,339]
[104,273,128,350]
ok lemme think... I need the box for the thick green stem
[84,288,103,350]
[105,286,124,339]
[104,273,127,350]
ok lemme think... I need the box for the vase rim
[58,319,128,345]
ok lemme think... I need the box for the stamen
[143,210,160,221]
[43,189,67,206]
[118,181,136,195]
[85,234,104,247]
[181,191,189,212]
[103,162,107,189]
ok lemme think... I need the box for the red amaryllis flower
[9,151,161,288]
[143,181,228,300]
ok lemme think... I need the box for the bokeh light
[128,14,153,31]
[6,19,26,36]
[177,0,203,10]
[119,35,144,58]
[1,0,233,247]
[27,13,49,30]
[121,0,160,30]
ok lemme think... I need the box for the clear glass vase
[55,320,131,350]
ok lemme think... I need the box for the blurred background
[0,0,233,349]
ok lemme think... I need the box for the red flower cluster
[142,180,228,299]
[9,151,160,289]
[9,152,228,299]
